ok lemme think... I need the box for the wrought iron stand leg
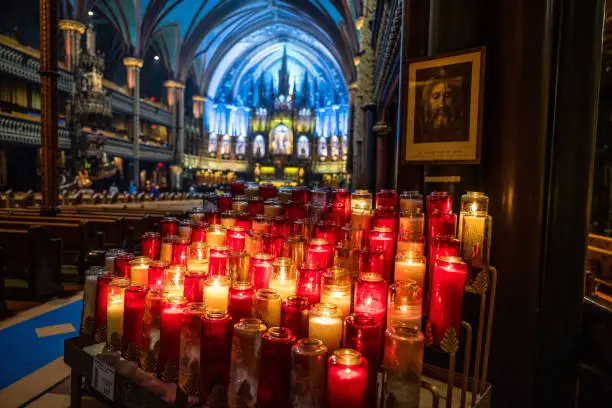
[70,368,82,408]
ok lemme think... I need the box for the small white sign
[91,356,115,401]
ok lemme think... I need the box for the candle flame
[471,203,478,213]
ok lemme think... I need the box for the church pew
[0,220,92,278]
[0,227,63,299]
[0,247,6,316]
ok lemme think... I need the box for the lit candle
[105,249,125,273]
[228,281,254,323]
[160,235,176,264]
[296,263,323,305]
[320,268,352,318]
[331,188,351,224]
[358,249,385,276]
[397,233,425,257]
[187,242,209,274]
[252,214,272,233]
[164,265,186,298]
[400,190,423,212]
[148,260,167,291]
[206,225,227,247]
[281,295,310,338]
[309,303,343,352]
[459,196,492,268]
[394,251,426,287]
[263,203,284,218]
[387,280,423,330]
[269,258,297,299]
[354,273,387,327]
[191,221,206,243]
[327,349,368,407]
[350,209,373,231]
[203,276,230,312]
[171,238,190,267]
[271,216,291,239]
[282,235,307,266]
[183,271,207,302]
[399,210,425,236]
[249,253,275,290]
[206,209,221,225]
[252,288,282,327]
[129,256,151,287]
[373,212,397,233]
[307,238,333,269]
[369,227,395,282]
[200,309,234,402]
[314,221,339,249]
[228,250,249,282]
[160,217,179,238]
[106,277,129,352]
[178,220,192,240]
[227,226,248,251]
[428,213,457,239]
[208,246,229,277]
[141,232,161,260]
[221,211,237,229]
[158,296,187,382]
[233,200,249,214]
[245,230,264,257]
[94,272,115,342]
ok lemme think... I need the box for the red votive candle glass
[249,253,275,289]
[272,216,291,239]
[369,227,395,282]
[236,212,253,231]
[231,181,245,195]
[172,239,190,267]
[291,186,310,206]
[160,235,176,264]
[148,260,167,292]
[296,263,323,305]
[218,193,233,213]
[140,289,166,372]
[344,313,382,406]
[122,285,147,361]
[257,327,297,407]
[327,349,369,408]
[427,237,461,298]
[205,209,221,225]
[358,249,385,276]
[426,191,453,216]
[228,250,249,282]
[331,188,351,224]
[208,246,229,277]
[252,214,272,233]
[376,189,399,215]
[263,233,284,258]
[281,295,310,338]
[354,273,388,327]
[307,238,333,269]
[160,217,179,238]
[184,271,207,302]
[200,310,234,404]
[114,253,135,278]
[245,230,264,257]
[259,183,277,199]
[373,212,397,233]
[178,303,207,399]
[179,220,192,240]
[429,256,468,345]
[94,272,115,342]
[191,221,206,243]
[248,197,265,216]
[158,296,187,382]
[228,281,254,324]
[315,222,339,249]
[227,226,247,251]
[428,213,457,239]
[141,232,161,260]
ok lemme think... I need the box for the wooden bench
[0,227,63,299]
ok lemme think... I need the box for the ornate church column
[193,95,206,158]
[124,57,143,189]
[58,20,84,72]
[165,81,185,166]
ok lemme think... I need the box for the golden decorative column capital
[123,57,144,69]
[372,121,392,136]
[164,80,185,89]
[192,95,207,103]
[356,16,365,30]
[58,19,85,34]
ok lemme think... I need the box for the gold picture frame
[402,48,485,163]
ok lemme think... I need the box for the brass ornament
[123,342,140,362]
[467,270,489,294]
[58,19,85,34]
[123,57,144,68]
[95,324,107,343]
[140,340,160,373]
[440,327,460,354]
[109,332,122,352]
[161,361,179,383]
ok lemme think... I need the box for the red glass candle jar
[206,224,227,247]
[428,212,457,239]
[315,222,339,249]
[218,193,233,212]
[94,272,115,343]
[236,212,253,231]
[148,260,167,292]
[373,212,397,233]
[228,281,254,324]
[158,296,187,382]
[292,218,308,237]
[208,246,229,277]
[114,253,135,278]
[160,235,176,264]
[245,230,264,257]
[231,181,245,195]
[160,217,179,238]
[172,238,190,267]
[358,249,385,276]
[228,250,249,282]
[307,238,333,269]
[122,285,147,361]
[184,271,207,302]
[105,249,125,274]
[354,273,388,327]
[257,327,297,407]
[191,221,206,243]
[141,232,161,260]
[369,227,395,282]
[429,256,468,345]
[259,183,277,199]
[327,349,369,408]
[291,186,310,206]
[426,191,453,216]
[165,265,186,298]
[271,216,291,239]
[263,233,284,258]
[248,197,265,216]
[400,191,424,212]
[296,263,323,305]
[311,187,328,206]
[290,204,307,223]
[227,226,247,251]
[264,201,284,218]
[249,253,274,290]
[281,295,310,338]
[331,188,351,223]
[283,235,307,267]
[344,313,382,406]
[179,220,192,241]
[206,209,221,225]
[428,237,460,288]
[178,303,207,399]
[252,214,272,233]
[140,289,166,372]
[376,189,399,215]
[200,310,234,403]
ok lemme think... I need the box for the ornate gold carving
[440,327,460,354]
[161,360,179,383]
[355,16,365,30]
[94,324,107,343]
[58,20,85,34]
[123,342,140,362]
[164,80,185,89]
[467,270,489,294]
[192,95,207,102]
[353,56,361,66]
[123,57,144,68]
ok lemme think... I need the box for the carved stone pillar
[164,80,185,167]
[124,57,143,189]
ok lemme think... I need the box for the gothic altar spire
[278,46,289,96]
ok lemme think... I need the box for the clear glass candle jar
[229,281,255,324]
[296,263,323,305]
[327,349,368,408]
[203,276,230,313]
[187,242,209,274]
[394,251,426,287]
[320,268,352,318]
[291,338,328,407]
[191,221,207,243]
[189,208,206,223]
[164,265,186,298]
[160,217,179,238]
[122,285,147,361]
[209,246,229,277]
[245,230,264,257]
[129,256,151,287]
[158,296,188,382]
[387,280,423,332]
[252,214,272,233]
[81,266,104,339]
[283,235,307,266]
[333,240,352,271]
[141,232,161,260]
[179,220,192,240]
[269,258,297,300]
[383,326,425,408]
[249,253,274,290]
[228,250,249,282]
[257,327,297,407]
[309,303,343,352]
[222,211,237,229]
[306,238,333,269]
[233,200,249,214]
[354,273,387,327]
[114,253,135,278]
[140,289,166,372]
[252,288,282,327]
[200,310,234,404]
[263,202,284,218]
[400,191,423,212]
[106,277,129,352]
[227,318,267,407]
[281,295,310,339]
[206,224,227,247]
[178,303,207,399]
[314,222,339,249]
[396,235,426,263]
[399,210,425,237]
[350,209,373,231]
